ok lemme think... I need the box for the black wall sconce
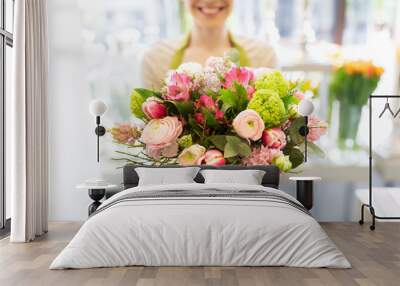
[298,99,315,162]
[89,99,108,162]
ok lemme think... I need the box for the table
[76,183,119,216]
[289,177,321,210]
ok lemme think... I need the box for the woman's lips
[197,6,226,16]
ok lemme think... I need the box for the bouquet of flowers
[329,60,383,148]
[110,56,327,172]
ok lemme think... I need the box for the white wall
[48,0,110,220]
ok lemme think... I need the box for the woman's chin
[194,14,229,27]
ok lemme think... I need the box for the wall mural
[78,0,329,172]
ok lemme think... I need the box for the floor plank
[0,222,399,286]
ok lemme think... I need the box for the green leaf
[203,109,220,129]
[234,82,249,110]
[224,136,252,158]
[208,135,227,151]
[288,148,304,169]
[134,88,161,99]
[282,95,300,108]
[220,89,237,111]
[307,141,325,158]
[224,141,238,158]
[175,101,194,115]
[164,100,194,118]
[287,117,306,145]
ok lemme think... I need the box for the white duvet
[50,183,350,269]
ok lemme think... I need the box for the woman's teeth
[198,7,225,15]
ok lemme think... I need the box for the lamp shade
[89,99,107,117]
[298,99,314,116]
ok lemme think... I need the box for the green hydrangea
[273,155,292,172]
[255,71,289,98]
[247,89,287,128]
[130,90,147,119]
[178,134,193,149]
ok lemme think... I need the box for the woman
[141,0,277,89]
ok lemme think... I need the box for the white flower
[204,56,233,75]
[177,62,203,78]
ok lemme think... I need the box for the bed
[50,165,350,269]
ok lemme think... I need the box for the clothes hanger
[379,98,395,118]
[394,104,400,118]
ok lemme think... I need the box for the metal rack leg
[359,204,365,225]
[369,206,376,231]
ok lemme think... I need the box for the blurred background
[45,0,400,221]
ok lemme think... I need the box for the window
[0,0,13,235]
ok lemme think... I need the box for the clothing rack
[359,95,400,230]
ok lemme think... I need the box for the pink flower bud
[194,112,205,125]
[199,95,215,111]
[262,128,287,149]
[204,150,225,166]
[215,108,224,121]
[142,97,167,119]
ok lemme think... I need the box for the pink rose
[223,67,255,98]
[262,128,287,149]
[203,150,225,166]
[164,72,192,102]
[177,144,206,166]
[233,110,265,141]
[307,116,328,142]
[142,97,167,119]
[141,116,183,158]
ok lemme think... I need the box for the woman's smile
[196,4,227,17]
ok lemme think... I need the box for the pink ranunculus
[233,110,265,141]
[141,116,183,158]
[177,144,206,166]
[203,150,225,166]
[307,116,328,142]
[262,128,287,149]
[242,146,282,166]
[194,113,205,125]
[142,97,167,119]
[161,142,179,157]
[164,72,192,102]
[293,91,305,100]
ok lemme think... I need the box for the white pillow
[200,169,266,185]
[136,167,200,186]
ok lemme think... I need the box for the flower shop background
[48,0,400,221]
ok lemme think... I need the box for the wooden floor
[0,222,399,286]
